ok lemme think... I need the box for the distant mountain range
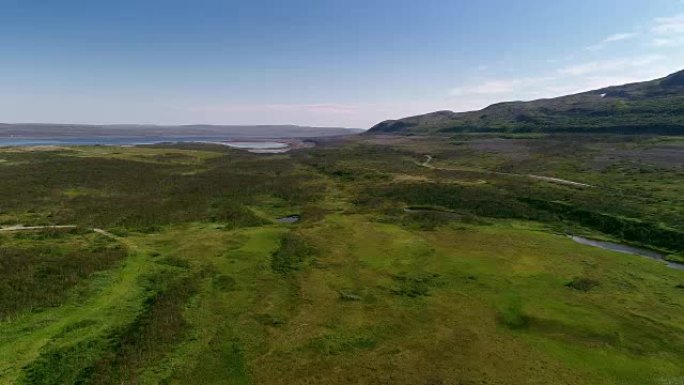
[370,70,684,135]
[0,124,363,139]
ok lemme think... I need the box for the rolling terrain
[370,70,684,135]
[0,134,683,384]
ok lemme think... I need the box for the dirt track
[0,225,120,240]
[419,154,593,188]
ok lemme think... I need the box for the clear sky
[1,0,683,128]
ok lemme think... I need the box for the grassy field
[0,136,683,384]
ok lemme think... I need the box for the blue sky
[1,0,683,128]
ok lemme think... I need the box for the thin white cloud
[604,32,638,42]
[272,103,359,114]
[585,31,639,51]
[190,101,472,127]
[585,44,605,52]
[190,11,684,125]
[450,77,553,96]
[558,55,663,76]
[443,10,684,119]
[195,103,360,115]
[651,14,684,34]
[443,11,684,118]
[447,51,683,108]
[585,13,684,51]
[653,36,684,47]
[649,13,684,46]
[463,80,519,95]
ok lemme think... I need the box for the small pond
[276,215,300,224]
[222,142,290,153]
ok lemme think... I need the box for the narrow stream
[570,236,684,271]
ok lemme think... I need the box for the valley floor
[0,134,683,384]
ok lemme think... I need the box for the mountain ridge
[369,70,684,135]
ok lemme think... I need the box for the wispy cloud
[653,36,684,46]
[585,31,639,51]
[558,55,663,76]
[191,101,469,128]
[196,11,684,126]
[585,13,684,51]
[196,103,360,115]
[450,77,552,96]
[450,80,516,95]
[604,32,639,42]
[442,10,684,119]
[447,51,681,106]
[445,8,684,116]
[651,14,684,34]
[649,13,684,46]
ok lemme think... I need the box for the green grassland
[0,136,683,384]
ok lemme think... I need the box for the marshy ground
[0,134,683,385]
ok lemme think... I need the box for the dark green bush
[271,233,314,275]
[0,244,126,320]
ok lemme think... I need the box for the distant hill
[0,124,363,139]
[369,70,684,135]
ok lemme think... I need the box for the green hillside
[370,70,684,135]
